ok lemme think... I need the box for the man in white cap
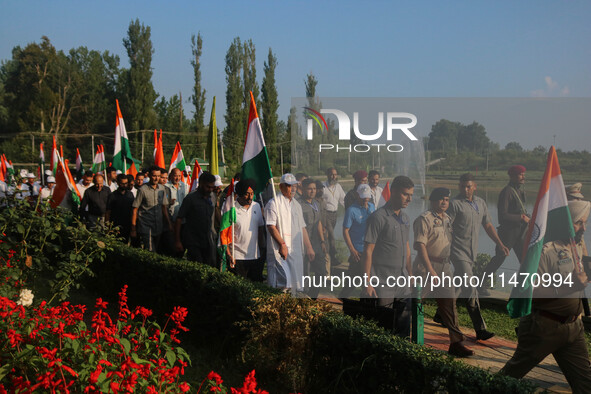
[39,176,56,201]
[265,173,314,291]
[16,172,30,200]
[501,200,591,392]
[27,173,40,198]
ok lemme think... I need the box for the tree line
[0,18,290,173]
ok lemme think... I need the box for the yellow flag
[207,96,219,175]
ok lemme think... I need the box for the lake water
[333,181,591,294]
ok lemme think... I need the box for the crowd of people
[2,162,590,390]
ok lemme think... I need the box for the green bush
[95,244,536,393]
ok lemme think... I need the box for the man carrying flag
[501,148,591,391]
[175,171,217,266]
[217,178,236,272]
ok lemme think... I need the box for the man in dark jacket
[79,173,111,230]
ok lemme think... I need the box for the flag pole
[231,189,235,267]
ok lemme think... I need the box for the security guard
[501,200,591,393]
[413,187,473,357]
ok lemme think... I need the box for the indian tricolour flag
[39,143,45,184]
[189,159,203,192]
[507,146,575,318]
[51,136,59,175]
[92,145,106,174]
[50,157,81,210]
[169,141,187,173]
[241,91,273,195]
[112,100,134,174]
[217,179,236,272]
[75,148,84,180]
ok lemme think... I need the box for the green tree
[190,33,206,146]
[458,121,490,154]
[223,37,244,167]
[122,19,157,133]
[428,119,461,153]
[68,47,120,136]
[261,48,279,166]
[505,141,523,152]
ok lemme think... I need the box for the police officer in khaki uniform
[414,187,474,357]
[501,200,591,393]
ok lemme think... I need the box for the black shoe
[433,313,447,327]
[476,330,495,341]
[448,342,474,357]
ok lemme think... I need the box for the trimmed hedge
[91,244,536,393]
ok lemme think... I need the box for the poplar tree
[223,37,244,166]
[190,33,206,146]
[122,19,157,132]
[261,48,279,166]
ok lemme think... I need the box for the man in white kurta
[265,173,315,291]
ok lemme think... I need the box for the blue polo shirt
[343,202,375,252]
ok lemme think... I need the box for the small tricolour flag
[51,136,59,175]
[189,159,203,192]
[169,141,187,174]
[241,91,273,195]
[75,148,84,180]
[50,157,81,210]
[507,146,574,318]
[218,179,236,272]
[112,99,135,174]
[91,145,106,174]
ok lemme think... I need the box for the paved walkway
[320,296,571,393]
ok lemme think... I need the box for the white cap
[280,173,298,185]
[47,176,56,183]
[357,184,372,199]
[185,165,191,172]
[214,175,223,187]
[116,170,122,175]
[45,169,53,176]
[20,169,27,177]
[27,172,35,179]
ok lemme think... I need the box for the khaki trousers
[501,313,591,394]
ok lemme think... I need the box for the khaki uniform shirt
[413,210,453,261]
[533,240,585,317]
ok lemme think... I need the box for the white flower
[16,288,34,307]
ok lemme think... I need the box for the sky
[1,1,590,151]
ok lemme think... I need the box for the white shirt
[131,187,138,198]
[265,193,293,250]
[39,186,54,200]
[322,181,345,212]
[287,199,306,291]
[370,185,385,208]
[166,182,187,222]
[233,200,264,260]
[77,181,94,198]
[108,181,118,192]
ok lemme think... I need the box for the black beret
[429,187,451,202]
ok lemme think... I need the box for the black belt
[535,309,578,324]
